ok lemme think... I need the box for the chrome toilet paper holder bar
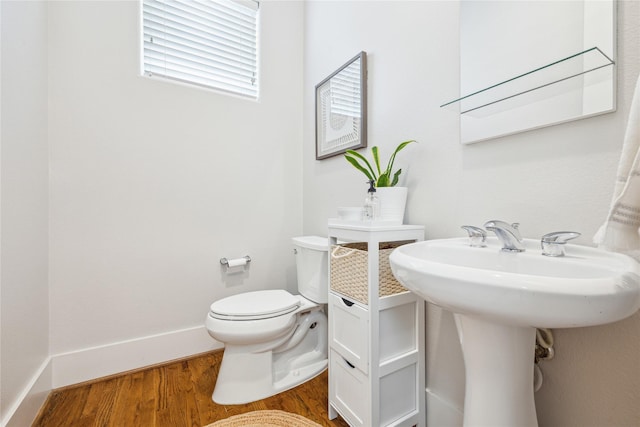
[220,255,252,266]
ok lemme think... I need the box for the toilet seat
[209,289,300,321]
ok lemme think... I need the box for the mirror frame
[315,51,367,160]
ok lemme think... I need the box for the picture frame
[315,51,367,160]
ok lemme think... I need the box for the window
[142,0,259,98]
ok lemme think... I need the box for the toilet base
[212,310,328,405]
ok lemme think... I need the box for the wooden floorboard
[33,350,350,427]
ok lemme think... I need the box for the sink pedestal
[455,314,538,427]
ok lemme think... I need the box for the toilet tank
[292,236,329,304]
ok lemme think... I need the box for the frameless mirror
[445,1,616,144]
[315,51,367,159]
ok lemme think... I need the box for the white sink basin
[389,237,640,427]
[389,237,640,328]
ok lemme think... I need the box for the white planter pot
[376,187,408,224]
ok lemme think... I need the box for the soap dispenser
[363,180,380,221]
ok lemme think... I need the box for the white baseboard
[2,325,222,427]
[426,388,464,427]
[1,358,51,427]
[52,324,221,388]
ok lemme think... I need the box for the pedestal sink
[389,237,640,427]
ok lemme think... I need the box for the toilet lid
[209,289,300,320]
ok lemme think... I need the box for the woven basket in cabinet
[330,241,413,305]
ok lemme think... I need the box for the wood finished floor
[33,350,350,427]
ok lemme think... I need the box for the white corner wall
[0,1,51,426]
[2,1,305,422]
[303,1,640,426]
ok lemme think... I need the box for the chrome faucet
[484,220,525,252]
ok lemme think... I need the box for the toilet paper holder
[220,255,252,267]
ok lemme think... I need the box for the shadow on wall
[219,256,251,288]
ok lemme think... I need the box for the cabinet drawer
[329,292,368,372]
[329,350,370,427]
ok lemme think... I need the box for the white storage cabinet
[327,224,425,427]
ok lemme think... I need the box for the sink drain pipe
[534,328,555,392]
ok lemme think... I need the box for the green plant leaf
[384,140,416,181]
[345,151,376,181]
[371,146,382,174]
[377,172,390,187]
[345,150,376,177]
[391,168,402,186]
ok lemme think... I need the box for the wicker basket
[330,241,412,305]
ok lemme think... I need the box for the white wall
[0,1,51,425]
[2,1,305,422]
[303,1,640,426]
[47,0,303,382]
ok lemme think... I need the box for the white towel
[594,73,640,261]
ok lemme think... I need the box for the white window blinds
[142,0,259,98]
[329,58,362,117]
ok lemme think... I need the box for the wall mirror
[316,51,367,159]
[444,1,616,144]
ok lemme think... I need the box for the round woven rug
[206,410,322,427]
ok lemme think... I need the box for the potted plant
[344,140,416,223]
[344,140,416,187]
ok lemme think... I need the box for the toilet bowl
[205,236,329,405]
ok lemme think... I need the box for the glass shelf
[441,47,615,115]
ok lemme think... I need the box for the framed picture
[315,51,367,160]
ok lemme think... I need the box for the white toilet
[205,236,329,405]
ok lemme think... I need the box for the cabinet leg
[328,403,338,420]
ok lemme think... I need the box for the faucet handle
[510,222,523,241]
[484,220,524,241]
[541,231,581,257]
[461,225,487,247]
